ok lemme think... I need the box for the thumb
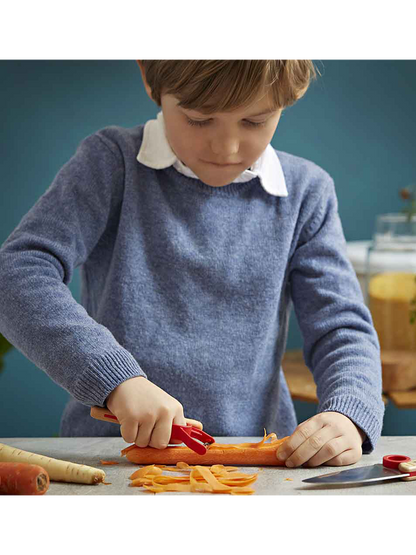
[185,418,203,430]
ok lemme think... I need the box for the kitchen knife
[302,454,416,485]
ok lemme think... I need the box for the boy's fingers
[321,446,361,467]
[128,415,204,447]
[119,420,139,445]
[299,436,348,468]
[293,433,345,468]
[149,417,173,449]
[276,418,322,463]
[135,420,155,448]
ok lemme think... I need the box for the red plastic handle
[383,454,411,469]
[170,424,214,456]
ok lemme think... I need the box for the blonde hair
[139,60,318,113]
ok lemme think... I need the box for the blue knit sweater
[0,124,384,451]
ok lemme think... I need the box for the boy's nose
[210,135,240,157]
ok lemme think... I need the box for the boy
[0,60,384,468]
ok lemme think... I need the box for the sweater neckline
[163,165,262,198]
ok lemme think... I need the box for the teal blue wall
[1,61,415,437]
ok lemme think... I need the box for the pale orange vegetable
[121,430,288,466]
[0,443,105,484]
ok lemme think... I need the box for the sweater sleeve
[0,132,147,407]
[288,175,385,453]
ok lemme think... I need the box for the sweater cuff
[72,348,147,406]
[318,395,384,454]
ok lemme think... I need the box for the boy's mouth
[202,160,242,167]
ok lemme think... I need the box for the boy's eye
[244,120,267,128]
[186,117,210,127]
[185,116,266,128]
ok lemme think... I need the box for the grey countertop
[1,435,416,495]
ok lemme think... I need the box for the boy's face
[160,93,282,187]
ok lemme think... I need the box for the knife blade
[303,455,416,485]
[303,464,406,484]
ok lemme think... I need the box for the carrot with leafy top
[0,462,50,495]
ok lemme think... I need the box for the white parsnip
[0,443,106,484]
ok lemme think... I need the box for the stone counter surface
[0,437,416,499]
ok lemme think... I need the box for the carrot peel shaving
[128,462,258,494]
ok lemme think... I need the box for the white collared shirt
[137,111,288,197]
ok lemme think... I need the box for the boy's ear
[137,60,154,102]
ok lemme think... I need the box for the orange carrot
[0,462,50,495]
[99,460,120,465]
[121,431,288,466]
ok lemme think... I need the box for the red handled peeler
[169,423,215,455]
[90,406,215,455]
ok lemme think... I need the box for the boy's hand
[275,411,366,467]
[106,376,202,449]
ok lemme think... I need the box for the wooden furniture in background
[282,350,416,408]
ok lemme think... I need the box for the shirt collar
[137,111,288,197]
